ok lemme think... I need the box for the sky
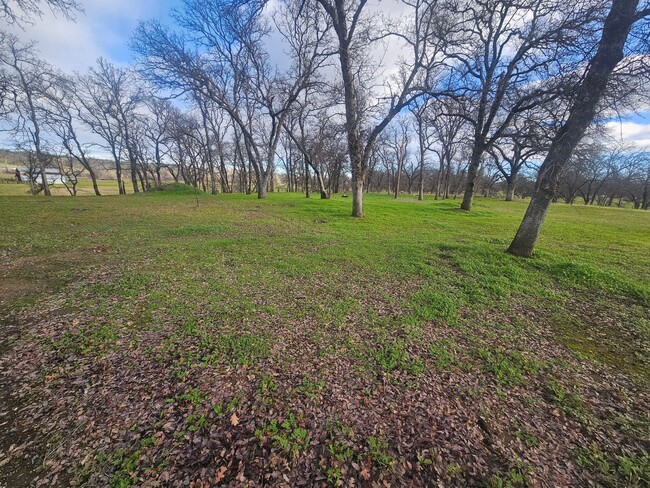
[6,0,650,151]
[9,0,179,71]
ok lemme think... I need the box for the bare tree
[56,154,82,195]
[141,97,175,189]
[133,0,331,199]
[410,100,435,200]
[0,0,79,25]
[491,115,549,201]
[42,75,103,195]
[507,0,650,257]
[440,0,603,211]
[281,88,341,199]
[313,0,449,216]
[429,100,468,199]
[0,34,58,195]
[386,116,410,199]
[76,59,143,195]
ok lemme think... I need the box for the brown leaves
[214,466,227,483]
[2,272,649,488]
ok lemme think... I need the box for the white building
[16,167,67,185]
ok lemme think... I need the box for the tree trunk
[36,154,51,196]
[460,144,483,210]
[507,0,639,257]
[258,173,267,199]
[137,168,147,193]
[305,158,311,198]
[247,160,252,195]
[89,169,101,196]
[130,163,139,193]
[444,161,451,199]
[116,160,125,195]
[417,117,426,201]
[313,165,329,199]
[435,159,444,200]
[352,171,364,218]
[394,157,403,199]
[505,172,518,202]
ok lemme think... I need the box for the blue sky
[10,0,650,149]
[12,0,180,71]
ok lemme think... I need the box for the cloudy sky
[8,0,177,71]
[8,0,650,150]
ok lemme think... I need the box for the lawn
[0,179,135,197]
[0,187,649,487]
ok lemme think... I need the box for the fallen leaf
[214,466,227,483]
[230,412,239,426]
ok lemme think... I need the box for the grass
[1,186,649,486]
[0,179,138,197]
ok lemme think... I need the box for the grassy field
[0,179,134,197]
[0,186,649,487]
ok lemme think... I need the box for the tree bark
[460,144,483,210]
[505,171,518,201]
[305,158,311,198]
[418,161,425,200]
[89,169,101,196]
[394,157,403,199]
[257,173,267,199]
[507,0,640,257]
[352,171,364,218]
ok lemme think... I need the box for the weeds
[255,412,310,457]
[368,339,424,377]
[477,347,543,386]
[368,436,393,468]
[576,444,650,487]
[546,379,585,418]
[428,338,458,370]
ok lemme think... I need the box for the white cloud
[605,120,650,150]
[6,0,173,72]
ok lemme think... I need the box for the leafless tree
[133,0,332,199]
[76,61,142,195]
[429,100,469,199]
[440,0,604,211]
[490,115,550,201]
[385,116,410,198]
[56,154,83,195]
[410,100,435,200]
[507,0,650,256]
[0,0,80,25]
[313,0,450,216]
[140,97,175,189]
[0,33,58,195]
[282,88,343,199]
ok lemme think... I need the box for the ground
[0,179,136,197]
[0,185,648,487]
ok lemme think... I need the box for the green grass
[0,179,137,196]
[1,188,649,486]
[1,189,648,377]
